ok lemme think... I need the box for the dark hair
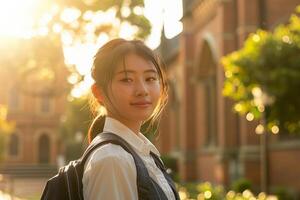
[88,38,168,143]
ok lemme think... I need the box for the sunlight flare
[0,0,52,37]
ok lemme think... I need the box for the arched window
[38,133,50,163]
[9,133,19,156]
[204,76,217,146]
[198,40,218,146]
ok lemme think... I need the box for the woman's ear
[91,83,104,103]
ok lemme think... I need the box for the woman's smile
[130,100,152,108]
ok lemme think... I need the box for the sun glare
[0,0,42,37]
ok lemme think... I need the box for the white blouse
[82,117,175,200]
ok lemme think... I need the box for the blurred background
[0,0,300,199]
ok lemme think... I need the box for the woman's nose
[134,80,148,97]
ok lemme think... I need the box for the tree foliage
[60,96,92,139]
[222,6,300,134]
[59,95,93,160]
[41,0,151,43]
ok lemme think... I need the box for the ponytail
[88,115,106,143]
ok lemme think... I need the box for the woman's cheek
[151,84,161,101]
[113,82,132,92]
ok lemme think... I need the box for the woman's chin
[133,114,153,122]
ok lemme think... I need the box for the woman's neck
[107,115,142,135]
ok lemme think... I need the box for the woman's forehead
[115,53,157,72]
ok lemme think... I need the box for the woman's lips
[130,101,152,108]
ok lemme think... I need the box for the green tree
[64,0,150,38]
[60,95,92,160]
[31,0,151,44]
[222,6,300,134]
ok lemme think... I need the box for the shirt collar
[101,117,160,156]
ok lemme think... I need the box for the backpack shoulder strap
[149,152,166,171]
[80,132,154,200]
[150,152,180,200]
[80,132,123,164]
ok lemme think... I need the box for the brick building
[157,0,300,195]
[0,37,68,176]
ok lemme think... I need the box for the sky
[144,0,183,48]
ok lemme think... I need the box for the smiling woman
[85,38,179,200]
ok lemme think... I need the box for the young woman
[83,38,179,200]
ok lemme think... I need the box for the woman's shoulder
[84,143,134,169]
[82,143,138,197]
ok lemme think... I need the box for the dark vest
[93,132,180,200]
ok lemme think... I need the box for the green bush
[178,182,225,200]
[273,187,294,200]
[196,182,225,200]
[230,178,252,193]
[160,155,179,182]
[177,181,278,200]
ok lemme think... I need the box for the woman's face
[104,53,161,125]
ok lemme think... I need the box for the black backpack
[41,132,179,200]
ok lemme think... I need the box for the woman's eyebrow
[144,69,158,74]
[115,69,134,74]
[115,69,158,74]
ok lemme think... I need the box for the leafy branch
[222,5,300,134]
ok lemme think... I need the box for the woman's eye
[120,77,133,82]
[146,77,158,82]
